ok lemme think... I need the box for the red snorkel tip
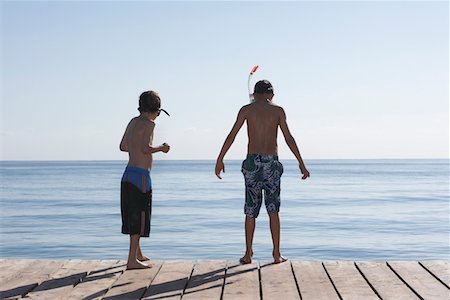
[250,65,259,74]
[248,65,260,102]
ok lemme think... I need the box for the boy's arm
[142,122,170,154]
[119,121,131,152]
[279,108,310,180]
[215,107,247,179]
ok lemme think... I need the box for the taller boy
[120,91,170,269]
[215,80,310,264]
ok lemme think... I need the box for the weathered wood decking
[0,259,449,299]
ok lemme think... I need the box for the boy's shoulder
[248,102,285,111]
[237,103,252,116]
[240,102,282,108]
[128,116,141,124]
[240,103,253,110]
[239,102,285,117]
[129,116,155,129]
[269,102,284,110]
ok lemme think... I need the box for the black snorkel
[157,109,170,117]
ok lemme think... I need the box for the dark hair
[138,91,161,113]
[254,80,274,94]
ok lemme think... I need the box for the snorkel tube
[158,108,170,117]
[248,65,259,103]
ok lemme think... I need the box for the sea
[0,160,449,261]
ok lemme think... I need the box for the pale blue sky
[1,0,448,160]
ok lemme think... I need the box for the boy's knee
[245,213,258,219]
[266,202,280,215]
[268,211,279,217]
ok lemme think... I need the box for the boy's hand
[215,160,225,179]
[300,165,310,180]
[161,143,170,153]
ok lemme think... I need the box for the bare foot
[239,252,253,264]
[273,255,288,264]
[126,259,152,270]
[137,255,150,261]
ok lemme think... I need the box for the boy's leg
[240,216,255,264]
[265,158,285,263]
[137,243,150,261]
[268,212,287,263]
[241,155,262,264]
[137,187,152,262]
[127,235,151,269]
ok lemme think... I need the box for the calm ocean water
[0,160,449,261]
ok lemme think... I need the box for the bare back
[244,101,282,155]
[216,93,309,181]
[121,117,154,170]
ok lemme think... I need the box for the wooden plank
[0,259,446,300]
[102,261,162,299]
[291,261,339,300]
[0,259,33,272]
[142,260,194,300]
[0,260,38,285]
[260,260,300,300]
[222,261,259,300]
[356,261,419,300]
[0,260,65,299]
[388,261,450,300]
[323,261,378,300]
[182,260,226,300]
[63,260,126,300]
[24,259,101,299]
[419,261,450,288]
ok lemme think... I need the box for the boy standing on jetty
[215,80,310,264]
[120,91,170,269]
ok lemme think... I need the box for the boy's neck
[254,97,270,103]
[253,93,273,103]
[140,112,156,122]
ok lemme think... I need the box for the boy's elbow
[142,146,153,155]
[226,133,236,143]
[285,135,296,145]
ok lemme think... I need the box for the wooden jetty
[0,259,449,299]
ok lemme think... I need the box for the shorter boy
[215,80,309,264]
[119,90,170,269]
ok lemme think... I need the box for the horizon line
[1,158,449,162]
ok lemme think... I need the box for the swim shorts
[241,154,283,218]
[121,166,152,237]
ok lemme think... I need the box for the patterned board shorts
[241,154,283,218]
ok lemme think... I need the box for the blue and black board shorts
[121,166,152,237]
[241,154,283,218]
